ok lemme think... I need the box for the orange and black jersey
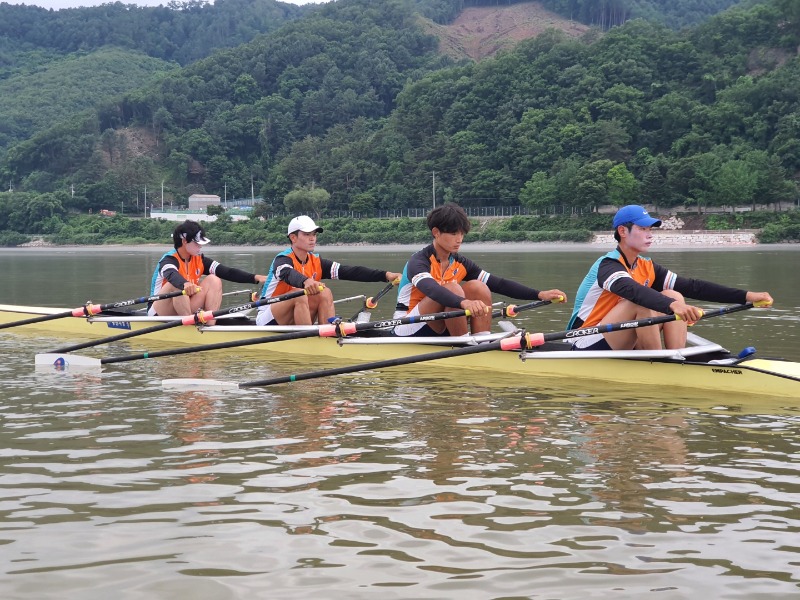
[259,249,388,300]
[396,244,542,312]
[150,251,259,295]
[568,247,748,329]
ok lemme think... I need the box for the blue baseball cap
[612,205,662,229]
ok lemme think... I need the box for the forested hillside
[0,48,176,153]
[2,0,451,208]
[0,0,306,67]
[416,0,761,28]
[0,0,799,245]
[0,0,305,159]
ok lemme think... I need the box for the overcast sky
[4,0,320,8]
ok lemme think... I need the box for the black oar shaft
[241,302,758,388]
[100,298,554,364]
[240,342,500,388]
[546,302,755,345]
[101,330,315,364]
[0,290,186,330]
[48,289,310,354]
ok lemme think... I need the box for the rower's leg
[414,295,449,334]
[602,299,649,349]
[660,289,688,349]
[272,295,312,325]
[186,275,222,325]
[461,279,492,334]
[308,287,335,324]
[197,275,223,312]
[152,283,189,316]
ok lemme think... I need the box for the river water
[1,245,799,599]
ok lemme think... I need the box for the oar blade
[161,378,241,391]
[34,353,102,370]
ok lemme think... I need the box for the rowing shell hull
[2,304,798,398]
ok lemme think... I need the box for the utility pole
[224,182,227,208]
[161,180,164,211]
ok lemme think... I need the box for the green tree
[711,159,757,208]
[519,171,557,211]
[284,185,330,219]
[574,160,614,209]
[607,163,639,206]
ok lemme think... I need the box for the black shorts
[395,324,449,338]
[571,337,613,351]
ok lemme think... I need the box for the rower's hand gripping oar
[36,288,320,361]
[0,289,190,331]
[350,278,400,322]
[54,297,558,368]
[164,301,762,391]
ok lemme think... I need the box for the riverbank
[6,239,799,255]
[12,228,775,251]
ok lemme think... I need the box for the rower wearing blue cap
[567,205,773,351]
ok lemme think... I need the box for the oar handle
[327,297,556,338]
[350,280,398,320]
[90,289,189,314]
[186,287,319,325]
[366,279,398,309]
[498,302,759,351]
[0,289,189,330]
[502,295,563,317]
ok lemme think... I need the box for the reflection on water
[2,248,799,598]
[1,334,799,599]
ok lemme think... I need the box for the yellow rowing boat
[2,302,798,398]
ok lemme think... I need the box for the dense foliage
[2,206,798,247]
[0,0,798,245]
[0,0,304,68]
[411,0,756,28]
[539,0,754,29]
[0,47,175,153]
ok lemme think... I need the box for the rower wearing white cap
[149,220,267,323]
[568,205,773,351]
[256,215,402,326]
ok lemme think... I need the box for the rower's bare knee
[461,279,491,303]
[661,289,684,303]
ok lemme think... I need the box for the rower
[150,220,267,325]
[256,215,401,326]
[392,203,566,337]
[568,205,773,351]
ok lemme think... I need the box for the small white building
[188,194,221,210]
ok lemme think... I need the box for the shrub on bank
[30,208,800,245]
[0,230,29,246]
[758,224,800,243]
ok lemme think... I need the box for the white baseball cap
[287,215,324,235]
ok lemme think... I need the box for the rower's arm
[599,259,674,314]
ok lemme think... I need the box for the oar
[37,288,318,357]
[350,279,398,322]
[37,298,553,369]
[335,294,366,305]
[0,289,191,331]
[163,302,760,390]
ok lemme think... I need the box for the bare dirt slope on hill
[424,1,590,61]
